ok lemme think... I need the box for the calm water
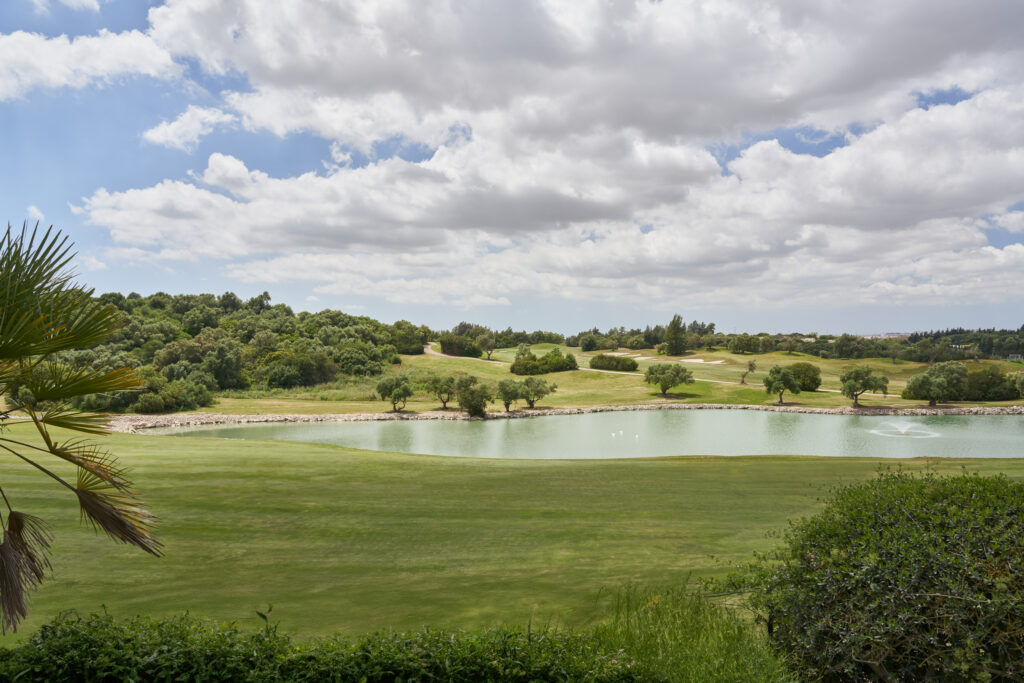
[151,411,1024,459]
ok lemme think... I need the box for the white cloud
[51,0,1024,317]
[79,84,1024,310]
[26,205,45,222]
[31,0,102,12]
[0,29,179,101]
[143,105,236,151]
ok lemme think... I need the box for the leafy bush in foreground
[745,471,1024,681]
[589,354,639,372]
[0,612,645,682]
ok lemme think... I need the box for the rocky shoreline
[107,402,1024,433]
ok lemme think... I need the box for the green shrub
[0,611,287,681]
[511,347,578,375]
[589,355,639,372]
[787,361,821,391]
[0,613,644,682]
[746,471,1024,681]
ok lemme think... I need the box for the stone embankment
[108,403,1024,433]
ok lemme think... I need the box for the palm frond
[76,471,162,557]
[32,405,112,436]
[23,362,142,402]
[5,512,51,582]
[49,439,130,490]
[0,512,52,636]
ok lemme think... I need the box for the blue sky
[3,0,1024,335]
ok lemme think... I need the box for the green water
[152,411,1024,459]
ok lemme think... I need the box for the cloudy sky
[2,0,1023,334]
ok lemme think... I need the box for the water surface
[151,411,1024,459]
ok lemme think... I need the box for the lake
[150,410,1024,459]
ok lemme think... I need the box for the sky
[2,0,1023,335]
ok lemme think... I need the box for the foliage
[901,361,968,406]
[475,332,496,359]
[591,586,793,683]
[965,365,1020,401]
[510,346,578,375]
[740,359,757,384]
[438,332,481,358]
[744,471,1024,681]
[495,378,520,411]
[589,354,639,372]
[839,365,888,407]
[0,224,160,632]
[787,362,821,391]
[643,364,694,396]
[423,373,457,409]
[454,375,493,417]
[0,611,649,683]
[763,366,800,404]
[375,375,413,412]
[519,377,556,408]
[662,314,687,356]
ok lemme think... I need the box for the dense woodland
[30,290,1024,413]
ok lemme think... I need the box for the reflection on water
[151,411,1024,460]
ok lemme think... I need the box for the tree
[901,361,967,406]
[740,359,757,385]
[0,224,160,632]
[376,375,413,411]
[454,375,492,418]
[495,379,520,411]
[424,374,456,409]
[663,314,686,356]
[476,332,496,360]
[644,364,694,396]
[965,365,1019,401]
[839,365,888,408]
[788,362,821,391]
[520,377,556,408]
[763,365,801,405]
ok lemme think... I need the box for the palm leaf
[76,470,162,557]
[23,362,142,402]
[49,439,130,490]
[32,406,112,436]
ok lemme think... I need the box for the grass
[199,347,1023,415]
[3,420,1023,644]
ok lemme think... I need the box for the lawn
[204,346,1023,415]
[3,421,1023,643]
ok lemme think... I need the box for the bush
[787,362,820,391]
[0,612,645,682]
[510,347,578,375]
[132,392,166,414]
[438,332,481,358]
[455,375,493,417]
[747,471,1024,681]
[589,354,639,372]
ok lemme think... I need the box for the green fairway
[4,423,1024,644]
[206,346,1024,415]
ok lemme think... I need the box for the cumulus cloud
[55,0,1024,316]
[0,29,179,100]
[143,105,237,151]
[26,205,45,222]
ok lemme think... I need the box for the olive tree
[839,365,888,408]
[740,359,757,385]
[423,373,456,409]
[644,364,694,396]
[901,361,967,406]
[763,365,801,405]
[495,379,520,411]
[0,224,159,632]
[455,375,493,418]
[376,375,413,411]
[520,377,556,409]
